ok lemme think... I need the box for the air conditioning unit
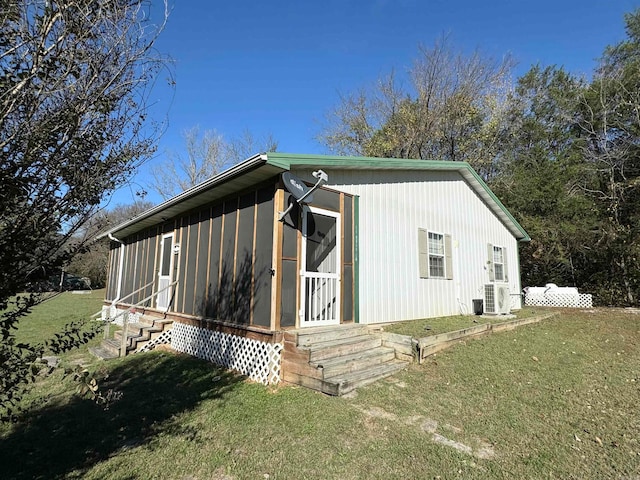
[484,284,511,314]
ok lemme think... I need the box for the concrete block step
[296,324,370,347]
[308,335,382,362]
[311,346,396,379]
[325,360,407,396]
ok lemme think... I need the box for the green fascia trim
[463,167,531,242]
[265,152,530,241]
[265,152,464,171]
[353,195,360,324]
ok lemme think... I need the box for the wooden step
[113,319,172,350]
[311,346,396,378]
[308,335,382,362]
[95,338,134,356]
[295,324,370,347]
[324,360,407,396]
[88,344,119,360]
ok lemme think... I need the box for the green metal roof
[101,153,529,242]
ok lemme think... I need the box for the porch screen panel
[122,239,134,302]
[175,216,189,313]
[206,204,223,318]
[194,209,210,316]
[311,187,340,212]
[281,259,297,327]
[132,234,144,304]
[219,199,238,321]
[253,185,275,327]
[182,213,200,315]
[106,243,119,301]
[137,235,148,305]
[144,231,158,304]
[343,264,353,322]
[282,193,298,259]
[235,193,255,325]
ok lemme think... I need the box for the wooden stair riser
[309,336,382,362]
[101,339,135,356]
[313,347,396,379]
[334,361,406,395]
[296,325,370,347]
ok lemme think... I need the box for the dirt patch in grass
[358,405,496,460]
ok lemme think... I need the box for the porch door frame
[156,232,175,310]
[300,206,341,328]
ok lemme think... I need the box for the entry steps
[89,314,172,360]
[282,323,407,395]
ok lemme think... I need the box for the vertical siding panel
[302,168,522,323]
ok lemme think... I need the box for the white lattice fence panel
[171,323,283,385]
[101,306,141,326]
[525,293,593,308]
[138,329,172,353]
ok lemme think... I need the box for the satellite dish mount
[278,170,328,221]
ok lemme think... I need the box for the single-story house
[98,153,529,390]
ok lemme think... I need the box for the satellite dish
[282,172,313,204]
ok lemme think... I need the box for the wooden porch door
[156,233,174,310]
[300,207,341,327]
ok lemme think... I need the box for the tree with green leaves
[318,36,514,175]
[575,9,640,304]
[0,0,169,421]
[489,65,598,289]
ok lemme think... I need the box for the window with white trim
[428,232,445,278]
[419,229,452,280]
[493,246,505,282]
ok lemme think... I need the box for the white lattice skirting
[138,329,172,353]
[525,293,593,308]
[101,305,142,326]
[171,322,283,385]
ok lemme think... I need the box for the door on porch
[157,233,174,310]
[300,207,341,327]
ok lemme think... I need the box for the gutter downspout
[108,233,125,306]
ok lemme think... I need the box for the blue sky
[110,0,639,206]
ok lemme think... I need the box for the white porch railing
[302,272,339,326]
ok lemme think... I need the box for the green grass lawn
[12,290,106,346]
[1,296,639,479]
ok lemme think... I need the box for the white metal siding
[294,168,522,324]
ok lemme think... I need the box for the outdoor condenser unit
[484,284,511,314]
